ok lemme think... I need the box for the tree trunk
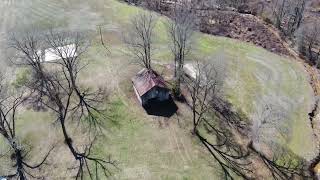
[13,146,25,180]
[59,114,79,159]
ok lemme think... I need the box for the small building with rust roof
[132,68,170,106]
[132,68,177,117]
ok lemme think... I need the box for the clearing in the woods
[0,0,317,179]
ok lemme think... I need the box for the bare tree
[215,0,247,10]
[43,30,106,128]
[249,140,310,179]
[251,103,290,148]
[249,104,311,179]
[272,0,306,36]
[124,12,157,70]
[140,0,163,11]
[298,21,320,67]
[124,0,139,4]
[184,57,311,179]
[0,74,53,180]
[97,25,111,55]
[246,101,311,179]
[286,0,306,36]
[9,30,116,179]
[185,59,252,179]
[272,0,288,29]
[167,4,196,97]
[185,60,222,131]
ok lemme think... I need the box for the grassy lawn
[0,0,317,178]
[196,34,316,159]
[95,97,220,179]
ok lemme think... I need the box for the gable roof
[44,44,77,62]
[184,63,197,80]
[32,44,77,63]
[132,68,167,96]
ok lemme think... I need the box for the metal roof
[132,68,167,96]
[44,44,77,62]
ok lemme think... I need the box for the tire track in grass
[28,0,64,22]
[166,121,186,166]
[18,0,66,27]
[168,122,190,166]
[0,0,51,31]
[0,0,18,43]
[171,124,193,163]
[28,5,54,20]
[36,0,66,15]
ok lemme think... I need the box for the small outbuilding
[132,68,177,117]
[43,44,77,62]
[183,63,197,80]
[33,44,77,63]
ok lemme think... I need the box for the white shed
[43,44,77,62]
[34,44,77,63]
[183,63,197,80]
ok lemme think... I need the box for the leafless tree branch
[9,30,116,179]
[124,12,157,69]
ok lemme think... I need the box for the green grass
[0,0,317,178]
[195,32,315,159]
[16,110,56,147]
[12,68,31,89]
[94,97,220,179]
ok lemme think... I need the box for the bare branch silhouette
[9,30,117,179]
[123,12,157,69]
[0,74,53,180]
[184,60,252,179]
[167,3,196,97]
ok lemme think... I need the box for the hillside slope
[0,0,317,178]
